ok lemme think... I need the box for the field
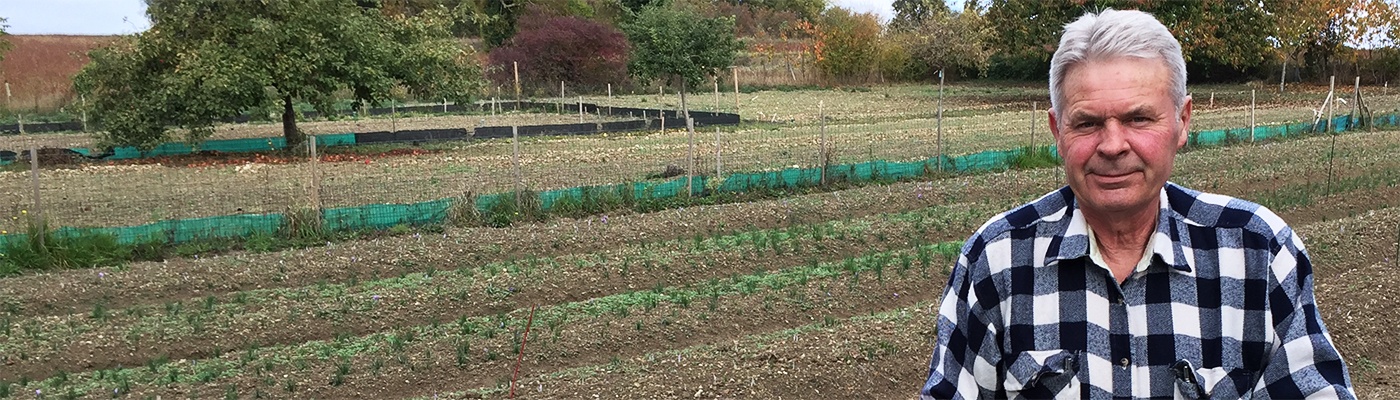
[0,35,118,115]
[0,83,1398,398]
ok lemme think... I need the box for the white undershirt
[1085,223,1156,281]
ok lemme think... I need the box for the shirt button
[1119,358,1130,367]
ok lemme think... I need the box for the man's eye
[1075,121,1098,129]
[1131,116,1153,124]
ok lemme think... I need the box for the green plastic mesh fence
[2,113,1395,249]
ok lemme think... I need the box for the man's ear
[1048,108,1065,158]
[1176,95,1193,149]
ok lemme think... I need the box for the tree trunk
[283,95,305,147]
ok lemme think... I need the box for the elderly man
[920,9,1354,399]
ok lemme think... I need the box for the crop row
[0,241,961,399]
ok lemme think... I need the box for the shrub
[487,6,630,93]
[813,7,882,82]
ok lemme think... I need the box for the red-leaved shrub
[487,7,630,93]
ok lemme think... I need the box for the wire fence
[0,77,1396,246]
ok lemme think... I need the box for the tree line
[0,0,1394,150]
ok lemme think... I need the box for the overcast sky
[0,0,901,36]
[1,0,150,35]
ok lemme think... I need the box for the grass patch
[1008,145,1059,170]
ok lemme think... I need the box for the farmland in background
[0,35,118,116]
[0,77,1396,398]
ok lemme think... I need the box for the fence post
[308,136,322,211]
[1029,101,1036,148]
[559,81,565,114]
[1250,90,1256,143]
[1327,75,1336,133]
[390,103,397,133]
[714,76,720,111]
[492,97,497,116]
[443,98,448,113]
[715,127,722,179]
[1325,76,1337,196]
[936,68,945,172]
[513,126,523,208]
[28,142,43,249]
[733,67,740,112]
[578,96,584,123]
[513,61,521,108]
[819,100,827,186]
[1209,92,1214,108]
[1353,76,1360,130]
[81,94,88,132]
[687,117,696,197]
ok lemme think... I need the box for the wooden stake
[1354,76,1360,129]
[578,96,583,123]
[1030,101,1036,148]
[513,61,521,108]
[443,98,448,113]
[559,81,565,114]
[1209,92,1214,108]
[508,306,538,399]
[1250,90,1256,142]
[29,142,43,249]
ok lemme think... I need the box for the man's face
[1049,57,1191,216]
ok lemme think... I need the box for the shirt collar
[1042,184,1196,275]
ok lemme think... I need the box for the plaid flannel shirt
[920,182,1354,399]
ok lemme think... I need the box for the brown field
[0,35,119,113]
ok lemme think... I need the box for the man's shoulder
[1163,183,1292,237]
[971,186,1076,241]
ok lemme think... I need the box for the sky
[0,0,151,35]
[0,0,908,36]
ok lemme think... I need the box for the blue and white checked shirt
[921,183,1354,399]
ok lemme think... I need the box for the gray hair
[1048,9,1187,115]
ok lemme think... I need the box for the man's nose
[1096,119,1131,157]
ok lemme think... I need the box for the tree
[0,17,10,61]
[891,0,950,31]
[623,5,742,121]
[813,7,882,81]
[487,6,630,91]
[902,3,994,79]
[74,0,483,149]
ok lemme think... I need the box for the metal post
[1030,101,1036,148]
[1250,90,1256,142]
[559,81,565,114]
[390,103,397,133]
[578,96,583,123]
[936,69,945,171]
[443,98,448,113]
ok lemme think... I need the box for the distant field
[0,35,119,114]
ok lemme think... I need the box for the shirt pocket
[1172,359,1255,399]
[1004,349,1082,400]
